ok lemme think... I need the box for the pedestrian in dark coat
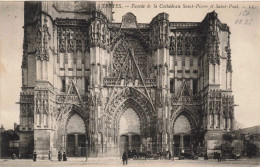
[204,152,208,160]
[58,151,62,161]
[33,151,37,162]
[122,151,128,165]
[12,153,16,160]
[63,152,67,161]
[219,152,222,162]
[48,151,51,160]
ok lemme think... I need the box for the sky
[0,1,260,130]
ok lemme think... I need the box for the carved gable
[112,36,149,80]
[121,13,137,29]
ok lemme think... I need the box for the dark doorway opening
[67,134,86,157]
[119,133,140,155]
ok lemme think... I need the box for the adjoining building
[20,2,235,159]
[233,125,260,157]
[0,124,20,158]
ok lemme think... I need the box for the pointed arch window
[61,77,66,92]
[85,77,90,92]
[170,78,175,93]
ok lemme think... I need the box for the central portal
[173,114,192,157]
[119,108,141,155]
[66,113,86,157]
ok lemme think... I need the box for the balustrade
[103,77,156,87]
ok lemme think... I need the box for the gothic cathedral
[19,2,235,158]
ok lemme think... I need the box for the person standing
[122,151,128,165]
[48,151,51,160]
[58,151,62,161]
[204,152,208,160]
[219,152,222,162]
[12,153,16,160]
[33,151,37,162]
[63,152,67,161]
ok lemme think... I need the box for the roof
[235,125,260,134]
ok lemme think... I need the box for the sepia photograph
[0,1,260,167]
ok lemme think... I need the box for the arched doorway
[105,88,153,156]
[119,108,141,155]
[173,114,192,156]
[66,113,86,157]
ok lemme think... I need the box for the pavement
[0,157,260,167]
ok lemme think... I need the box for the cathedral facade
[19,2,235,158]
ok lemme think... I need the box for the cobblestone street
[1,158,260,167]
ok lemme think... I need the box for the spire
[204,11,221,65]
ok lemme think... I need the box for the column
[180,134,184,150]
[140,136,143,152]
[223,117,226,130]
[203,116,206,129]
[128,134,132,150]
[62,135,65,150]
[146,137,149,152]
[86,136,88,161]
[214,114,217,129]
[207,116,211,129]
[171,135,174,160]
[190,135,193,149]
[230,117,233,130]
[227,118,230,131]
[165,133,168,152]
[75,134,78,156]
[210,114,214,128]
[217,114,220,128]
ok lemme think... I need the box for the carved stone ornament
[58,26,88,53]
[121,12,138,29]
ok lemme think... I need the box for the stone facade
[20,2,235,158]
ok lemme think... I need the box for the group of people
[58,151,67,161]
[32,151,67,161]
[122,150,173,165]
[213,152,222,162]
[158,151,172,160]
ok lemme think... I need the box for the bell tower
[150,13,170,152]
